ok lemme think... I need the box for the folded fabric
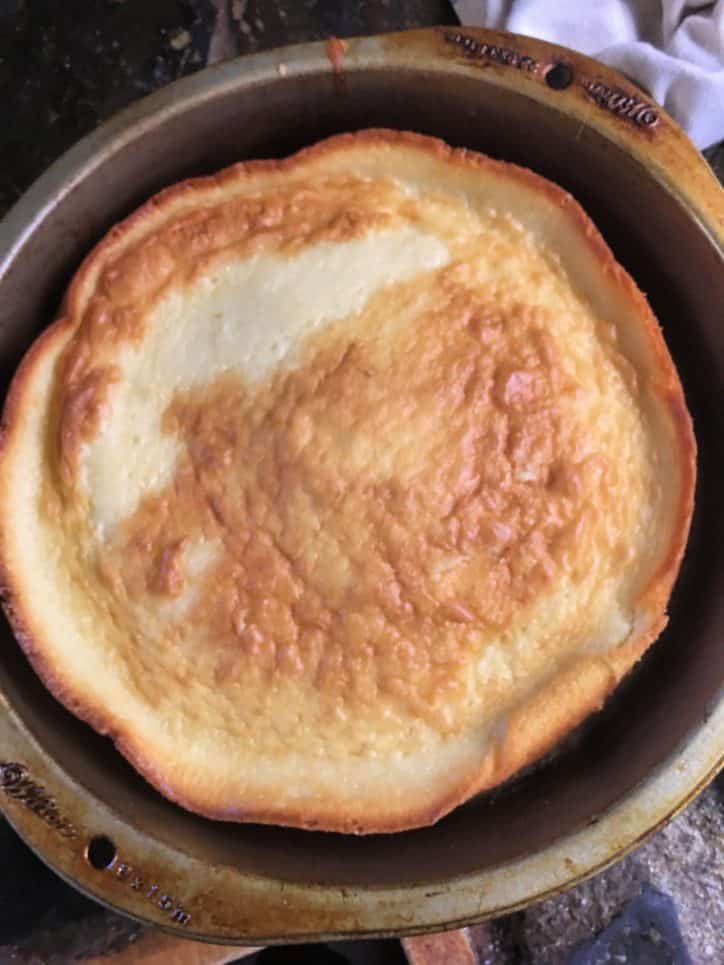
[452,0,724,148]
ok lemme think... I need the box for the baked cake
[0,131,695,832]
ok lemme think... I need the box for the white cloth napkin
[451,0,724,148]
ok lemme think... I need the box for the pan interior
[0,65,722,888]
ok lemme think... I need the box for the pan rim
[0,27,722,942]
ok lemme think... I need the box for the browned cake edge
[0,130,696,833]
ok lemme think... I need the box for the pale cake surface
[0,131,695,832]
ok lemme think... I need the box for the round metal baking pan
[0,27,722,944]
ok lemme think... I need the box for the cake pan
[0,27,722,944]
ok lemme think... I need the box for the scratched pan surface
[0,28,722,944]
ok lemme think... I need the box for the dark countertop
[0,3,722,963]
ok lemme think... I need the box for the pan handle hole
[546,63,573,90]
[86,835,117,870]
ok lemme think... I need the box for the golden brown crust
[0,130,696,833]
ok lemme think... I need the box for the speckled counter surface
[0,3,722,963]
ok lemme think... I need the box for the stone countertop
[0,2,721,963]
